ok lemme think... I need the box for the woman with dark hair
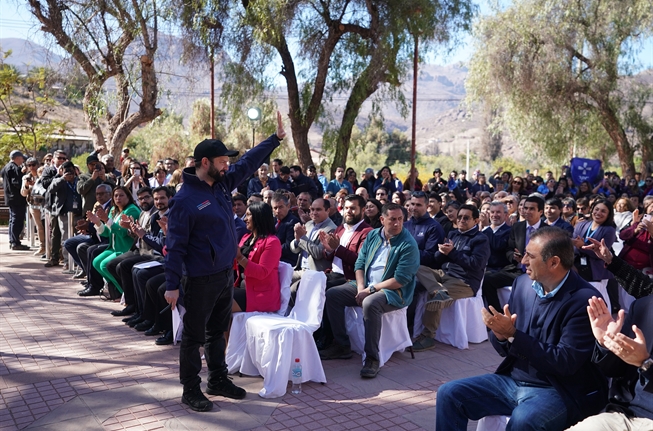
[345,168,359,191]
[121,160,147,199]
[373,166,396,194]
[506,176,527,196]
[87,186,141,294]
[364,198,383,229]
[232,202,282,312]
[391,190,406,207]
[441,200,461,235]
[618,201,653,270]
[571,199,616,282]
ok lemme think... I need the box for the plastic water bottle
[291,358,302,394]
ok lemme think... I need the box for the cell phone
[134,168,141,176]
[95,164,102,171]
[644,214,652,222]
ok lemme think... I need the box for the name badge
[580,257,588,266]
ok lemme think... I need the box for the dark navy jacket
[482,223,511,271]
[291,173,319,200]
[404,213,444,267]
[269,177,292,192]
[275,212,300,265]
[492,271,608,426]
[593,295,653,419]
[546,217,574,236]
[432,225,490,295]
[164,135,280,291]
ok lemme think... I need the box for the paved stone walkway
[0,227,501,430]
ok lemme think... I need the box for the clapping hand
[481,304,517,341]
[294,223,307,241]
[157,215,168,236]
[603,325,651,367]
[438,239,454,255]
[582,238,613,265]
[571,235,586,249]
[96,206,109,223]
[587,296,624,347]
[119,214,133,229]
[86,210,100,225]
[319,231,339,253]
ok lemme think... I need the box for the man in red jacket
[317,194,372,348]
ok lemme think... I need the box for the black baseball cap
[87,155,99,164]
[194,139,239,161]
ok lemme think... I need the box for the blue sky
[1,0,651,70]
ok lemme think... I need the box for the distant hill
[0,38,63,71]
[0,36,492,159]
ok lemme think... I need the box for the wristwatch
[368,285,376,294]
[639,357,653,373]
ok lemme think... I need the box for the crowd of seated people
[8,147,653,429]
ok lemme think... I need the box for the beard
[207,164,225,182]
[345,212,363,226]
[140,202,153,212]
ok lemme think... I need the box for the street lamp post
[247,107,261,148]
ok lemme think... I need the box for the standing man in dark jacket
[411,204,490,351]
[164,111,285,412]
[290,165,319,200]
[45,161,82,268]
[1,150,29,250]
[77,155,115,213]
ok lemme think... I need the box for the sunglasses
[57,157,67,160]
[27,163,37,167]
[457,215,472,221]
[513,181,522,185]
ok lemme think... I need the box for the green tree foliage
[466,0,653,174]
[0,54,67,166]
[28,0,163,160]
[126,110,192,167]
[178,0,474,175]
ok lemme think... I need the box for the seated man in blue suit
[544,197,574,236]
[435,227,608,431]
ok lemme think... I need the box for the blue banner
[570,158,601,186]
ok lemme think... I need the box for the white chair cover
[477,416,510,431]
[434,284,488,350]
[226,262,293,374]
[345,306,412,367]
[239,270,327,398]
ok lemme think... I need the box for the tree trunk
[640,138,653,177]
[331,66,382,177]
[595,99,635,174]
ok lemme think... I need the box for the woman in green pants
[87,186,141,293]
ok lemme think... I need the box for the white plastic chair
[477,416,509,431]
[345,306,414,367]
[239,270,327,398]
[226,262,293,374]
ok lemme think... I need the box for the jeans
[8,202,27,246]
[64,235,92,267]
[179,269,233,390]
[435,373,567,431]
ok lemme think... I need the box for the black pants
[145,274,171,330]
[85,243,109,290]
[133,264,164,318]
[8,202,27,246]
[108,251,153,306]
[179,269,233,390]
[482,270,520,311]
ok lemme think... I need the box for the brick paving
[0,227,501,430]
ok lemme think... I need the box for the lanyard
[584,224,598,242]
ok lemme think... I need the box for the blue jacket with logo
[164,135,280,291]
